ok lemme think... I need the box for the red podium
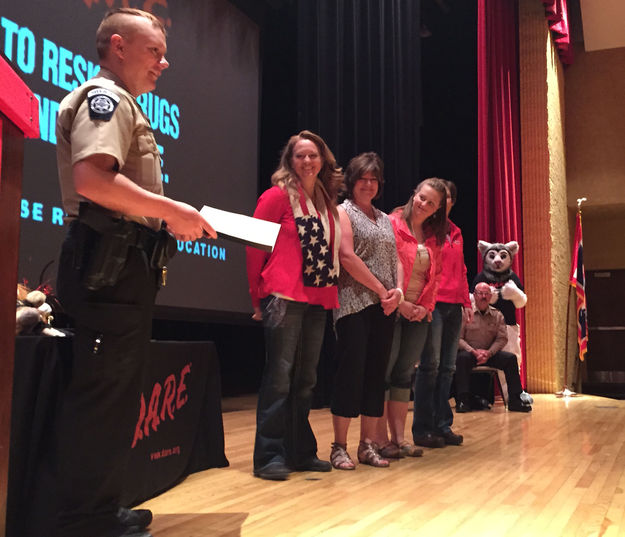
[0,56,39,537]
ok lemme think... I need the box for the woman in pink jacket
[377,178,447,458]
[411,180,473,449]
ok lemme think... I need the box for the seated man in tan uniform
[54,8,215,537]
[454,282,531,413]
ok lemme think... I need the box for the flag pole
[556,197,586,398]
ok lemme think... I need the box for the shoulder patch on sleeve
[87,87,121,121]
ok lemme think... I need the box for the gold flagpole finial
[576,197,587,210]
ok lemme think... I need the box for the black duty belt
[74,203,177,290]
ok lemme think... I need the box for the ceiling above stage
[579,0,625,51]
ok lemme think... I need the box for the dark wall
[258,2,299,191]
[222,0,299,193]
[420,0,478,281]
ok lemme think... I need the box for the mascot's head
[478,240,519,281]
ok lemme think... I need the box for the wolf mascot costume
[472,241,526,367]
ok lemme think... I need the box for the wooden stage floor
[139,394,625,537]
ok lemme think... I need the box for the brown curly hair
[271,130,343,213]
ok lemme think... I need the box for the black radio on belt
[76,203,176,290]
[149,229,177,270]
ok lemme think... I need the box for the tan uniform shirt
[458,305,508,355]
[56,68,163,230]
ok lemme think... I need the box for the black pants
[455,349,522,400]
[331,304,395,418]
[54,223,159,537]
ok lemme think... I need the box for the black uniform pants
[54,222,159,537]
[455,349,522,401]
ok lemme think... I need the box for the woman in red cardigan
[411,180,473,448]
[377,178,447,458]
[246,130,343,481]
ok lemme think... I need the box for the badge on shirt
[87,88,120,121]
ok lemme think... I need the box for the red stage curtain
[477,0,526,386]
[543,0,574,65]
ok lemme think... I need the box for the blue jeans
[386,316,431,402]
[412,302,463,437]
[253,297,327,471]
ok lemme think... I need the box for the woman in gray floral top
[330,152,403,470]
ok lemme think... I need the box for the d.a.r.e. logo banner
[127,346,209,472]
[120,341,218,507]
[131,361,192,450]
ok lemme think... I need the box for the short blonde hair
[96,8,165,60]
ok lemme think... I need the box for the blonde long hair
[396,178,448,245]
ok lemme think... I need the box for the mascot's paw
[489,287,499,304]
[501,280,527,307]
[501,280,520,300]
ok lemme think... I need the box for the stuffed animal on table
[16,284,65,336]
[472,241,526,366]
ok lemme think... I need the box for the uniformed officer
[53,8,216,537]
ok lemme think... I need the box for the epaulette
[87,87,120,121]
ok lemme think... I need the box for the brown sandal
[399,441,424,457]
[357,441,390,467]
[379,442,404,459]
[330,442,355,470]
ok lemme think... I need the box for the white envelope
[200,205,280,252]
